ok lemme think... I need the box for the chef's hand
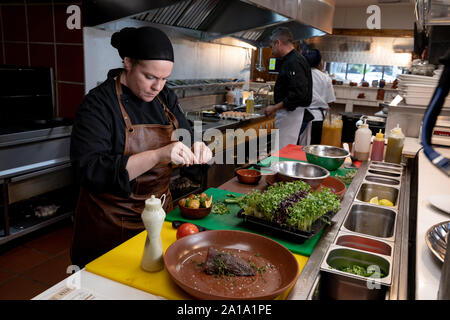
[264,105,279,118]
[160,141,195,166]
[192,141,213,164]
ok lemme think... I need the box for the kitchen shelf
[0,210,72,245]
[167,80,244,90]
[0,184,76,246]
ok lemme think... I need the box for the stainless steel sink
[342,204,397,241]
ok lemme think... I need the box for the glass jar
[320,114,343,147]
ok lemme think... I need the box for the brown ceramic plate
[164,230,299,300]
[266,175,346,199]
[317,176,346,200]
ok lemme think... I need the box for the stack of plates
[398,74,450,107]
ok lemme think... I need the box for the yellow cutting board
[85,222,309,300]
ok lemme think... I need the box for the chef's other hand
[193,141,213,164]
[264,105,278,118]
[160,141,195,166]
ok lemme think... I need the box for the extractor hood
[83,0,335,47]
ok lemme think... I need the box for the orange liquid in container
[320,115,343,147]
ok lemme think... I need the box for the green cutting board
[165,187,324,257]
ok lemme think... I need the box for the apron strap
[156,95,179,130]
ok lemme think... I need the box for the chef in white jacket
[299,49,336,145]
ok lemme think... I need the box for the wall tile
[57,82,84,118]
[4,42,28,66]
[29,43,55,69]
[2,5,27,41]
[56,44,83,82]
[27,4,54,42]
[54,4,82,44]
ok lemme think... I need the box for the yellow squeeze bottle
[385,124,405,164]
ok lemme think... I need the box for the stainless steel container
[317,270,387,300]
[364,175,400,186]
[342,204,397,241]
[371,161,402,169]
[335,232,393,256]
[319,245,392,300]
[369,165,402,173]
[367,169,401,178]
[355,183,400,207]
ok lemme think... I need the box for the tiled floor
[0,220,74,300]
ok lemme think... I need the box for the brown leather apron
[70,75,178,268]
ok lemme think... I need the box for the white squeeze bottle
[353,119,372,161]
[140,194,166,272]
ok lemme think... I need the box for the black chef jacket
[70,68,193,198]
[274,49,313,115]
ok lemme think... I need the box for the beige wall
[83,19,252,93]
[333,3,415,30]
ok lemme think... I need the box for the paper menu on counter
[34,284,109,300]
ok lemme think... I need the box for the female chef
[70,26,212,267]
[302,49,336,145]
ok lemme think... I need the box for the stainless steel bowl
[303,145,350,171]
[270,161,329,188]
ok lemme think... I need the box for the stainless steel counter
[287,161,369,299]
[185,107,269,134]
[287,160,411,300]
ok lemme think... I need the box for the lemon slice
[369,196,379,204]
[379,199,394,207]
[204,195,213,208]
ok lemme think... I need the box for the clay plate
[164,230,299,300]
[266,175,346,199]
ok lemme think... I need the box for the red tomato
[176,223,199,240]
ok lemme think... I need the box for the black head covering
[111,26,174,62]
[304,49,322,68]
